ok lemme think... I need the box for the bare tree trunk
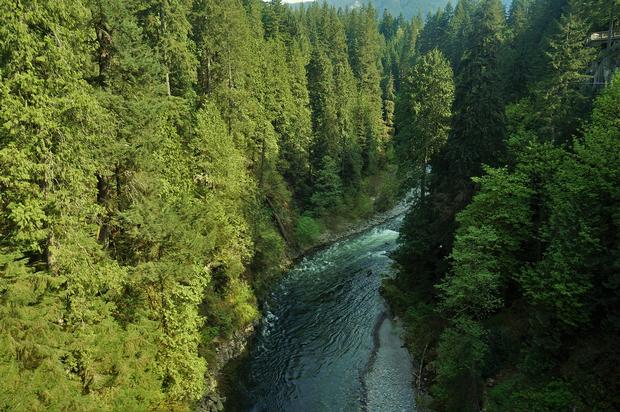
[95,23,112,87]
[160,2,172,96]
[97,175,110,246]
[227,60,233,135]
[165,72,171,97]
[258,138,266,189]
[420,149,428,204]
[45,231,56,273]
[94,14,113,248]
[205,56,212,94]
[42,153,56,273]
[417,342,429,390]
[266,197,292,246]
[609,0,616,49]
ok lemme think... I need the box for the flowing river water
[232,208,416,411]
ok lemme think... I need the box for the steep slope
[329,0,449,19]
[293,0,512,20]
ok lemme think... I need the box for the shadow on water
[226,212,416,412]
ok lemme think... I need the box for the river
[232,210,416,411]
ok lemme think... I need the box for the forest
[386,0,620,410]
[0,0,399,409]
[0,0,618,411]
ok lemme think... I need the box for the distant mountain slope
[327,0,449,19]
[292,0,512,20]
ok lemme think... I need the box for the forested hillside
[0,0,396,409]
[323,0,450,19]
[386,0,620,410]
[1,0,619,411]
[295,0,513,20]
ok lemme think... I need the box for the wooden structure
[588,31,620,47]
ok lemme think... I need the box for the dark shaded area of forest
[386,0,620,410]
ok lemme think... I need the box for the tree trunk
[417,342,429,390]
[266,197,292,246]
[115,164,122,198]
[41,156,56,273]
[165,72,172,97]
[258,138,266,189]
[94,18,113,247]
[97,175,110,246]
[45,231,56,274]
[609,0,616,49]
[95,22,112,87]
[227,60,233,135]
[420,149,428,204]
[160,3,172,96]
[205,56,212,95]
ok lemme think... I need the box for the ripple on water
[238,213,416,412]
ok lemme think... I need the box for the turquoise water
[234,213,416,411]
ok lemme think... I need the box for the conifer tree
[346,5,385,175]
[385,15,422,92]
[138,0,197,96]
[538,12,597,142]
[396,0,507,300]
[379,9,396,39]
[383,74,396,139]
[502,0,534,101]
[396,49,454,198]
[308,48,340,173]
[0,2,164,408]
[310,156,344,215]
[442,0,507,182]
[445,0,475,69]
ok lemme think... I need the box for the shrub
[295,214,323,248]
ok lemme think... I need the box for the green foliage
[439,168,535,318]
[325,0,455,20]
[390,1,620,410]
[394,0,508,322]
[396,48,454,192]
[295,214,324,248]
[488,376,581,412]
[372,165,400,212]
[442,0,507,180]
[518,75,620,328]
[250,210,287,295]
[0,1,401,408]
[573,0,620,31]
[445,0,476,70]
[433,317,488,412]
[311,155,344,215]
[535,12,597,142]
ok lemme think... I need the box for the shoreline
[201,197,412,412]
[293,195,412,260]
[359,311,389,410]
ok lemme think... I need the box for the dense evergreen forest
[0,0,618,411]
[0,0,398,409]
[386,0,620,410]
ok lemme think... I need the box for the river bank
[223,203,415,411]
[198,196,413,412]
[295,193,413,258]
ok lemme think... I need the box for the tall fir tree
[396,49,454,198]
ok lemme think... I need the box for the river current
[233,211,416,411]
